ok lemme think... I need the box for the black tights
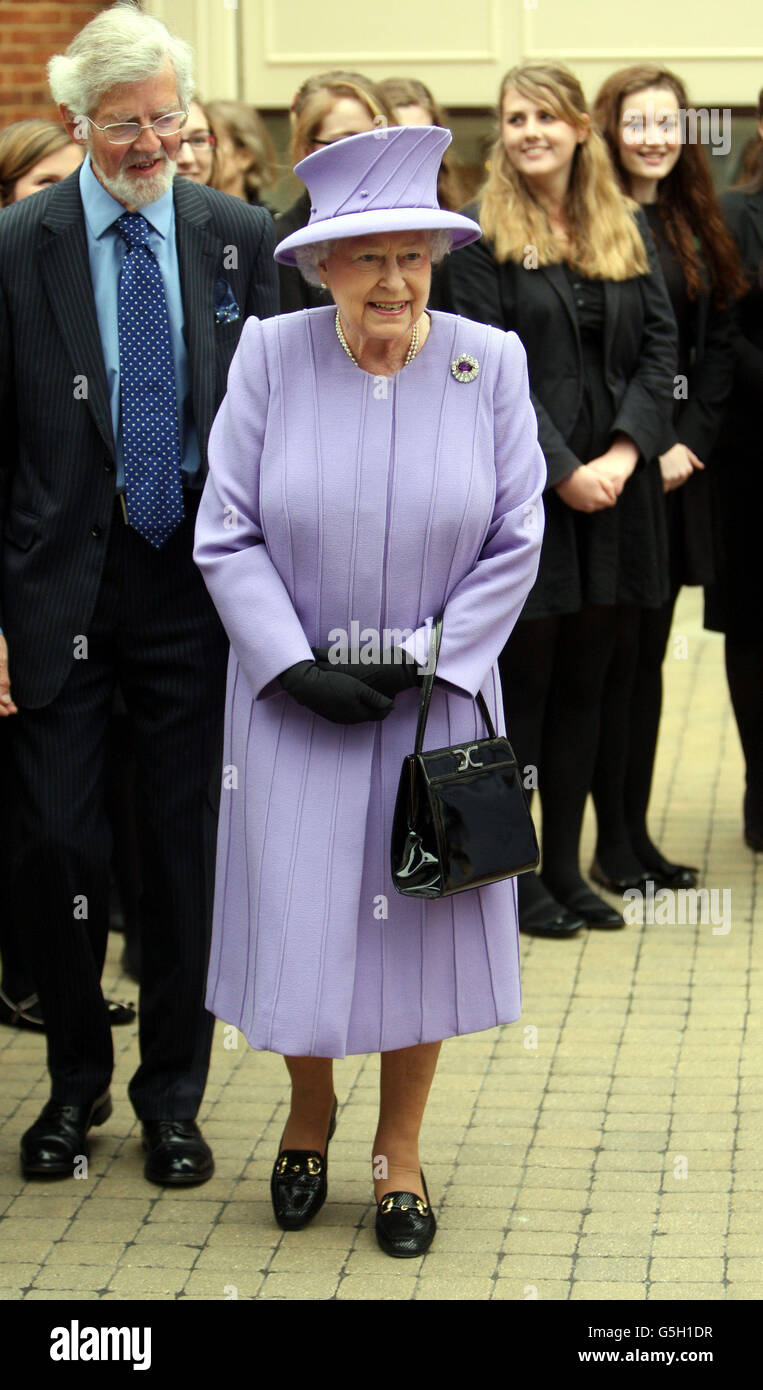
[725,634,763,831]
[592,591,679,878]
[500,605,624,906]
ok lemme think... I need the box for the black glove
[278,660,393,724]
[311,647,420,699]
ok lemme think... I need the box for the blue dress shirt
[79,155,200,490]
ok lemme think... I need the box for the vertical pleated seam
[477,664,502,1028]
[265,710,314,1049]
[244,692,288,1040]
[267,319,293,592]
[308,730,348,1055]
[378,390,395,1052]
[207,660,240,1006]
[375,719,386,1053]
[306,314,326,635]
[445,323,493,602]
[345,375,369,628]
[411,318,455,621]
[235,692,257,1026]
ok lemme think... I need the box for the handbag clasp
[453,744,483,772]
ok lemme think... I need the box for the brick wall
[0,1,112,128]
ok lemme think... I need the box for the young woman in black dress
[444,62,677,937]
[592,67,747,886]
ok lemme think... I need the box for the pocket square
[214,277,240,325]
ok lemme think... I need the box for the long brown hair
[289,72,396,168]
[206,101,278,200]
[0,119,74,207]
[478,62,648,279]
[594,66,748,303]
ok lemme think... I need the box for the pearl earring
[320,282,328,289]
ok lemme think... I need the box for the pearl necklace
[335,310,420,371]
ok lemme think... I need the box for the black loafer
[562,887,625,930]
[271,1097,337,1230]
[21,1090,112,1177]
[519,900,585,938]
[375,1168,436,1258]
[142,1120,214,1186]
[589,857,649,894]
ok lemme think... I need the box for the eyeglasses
[179,133,216,150]
[85,112,188,145]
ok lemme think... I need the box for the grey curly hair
[294,228,454,287]
[48,3,195,117]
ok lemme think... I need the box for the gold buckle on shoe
[307,1157,322,1176]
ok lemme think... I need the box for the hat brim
[274,208,482,266]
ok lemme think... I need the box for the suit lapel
[173,178,223,463]
[541,263,580,345]
[39,173,114,455]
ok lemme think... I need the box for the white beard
[91,151,177,209]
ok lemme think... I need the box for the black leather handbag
[390,616,540,898]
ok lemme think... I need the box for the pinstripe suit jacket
[0,171,278,708]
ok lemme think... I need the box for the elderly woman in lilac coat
[194,126,545,1258]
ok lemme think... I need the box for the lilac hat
[274,124,481,265]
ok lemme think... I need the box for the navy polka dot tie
[116,213,184,549]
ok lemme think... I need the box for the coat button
[91,523,103,538]
[103,458,114,474]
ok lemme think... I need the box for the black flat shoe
[271,1096,338,1231]
[561,887,625,930]
[375,1168,436,1258]
[21,1090,112,1177]
[589,857,649,894]
[142,1120,214,1186]
[644,863,699,889]
[519,900,584,938]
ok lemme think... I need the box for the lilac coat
[193,307,545,1057]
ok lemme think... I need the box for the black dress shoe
[644,863,699,890]
[519,900,584,938]
[561,887,625,930]
[21,1090,112,1177]
[375,1168,436,1258]
[589,857,649,894]
[142,1120,214,1186]
[106,998,136,1026]
[271,1096,338,1230]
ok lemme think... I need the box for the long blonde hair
[479,62,648,279]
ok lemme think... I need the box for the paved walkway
[1,589,760,1301]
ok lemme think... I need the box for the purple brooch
[451,353,479,383]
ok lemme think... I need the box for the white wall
[146,0,761,108]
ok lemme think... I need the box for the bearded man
[0,3,278,1183]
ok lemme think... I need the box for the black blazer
[704,187,763,635]
[0,172,279,707]
[443,203,677,489]
[442,204,677,615]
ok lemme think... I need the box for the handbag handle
[413,614,497,755]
